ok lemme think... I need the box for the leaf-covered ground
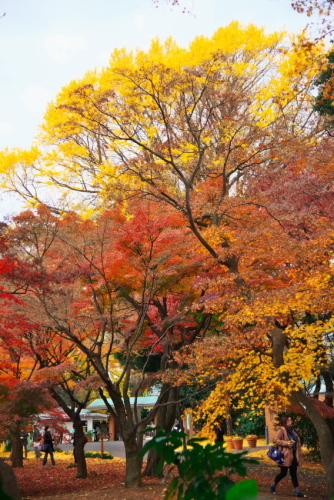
[8,453,162,500]
[3,450,327,500]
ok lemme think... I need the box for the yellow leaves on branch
[0,21,325,211]
[183,317,331,428]
[0,147,41,180]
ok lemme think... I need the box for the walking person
[214,422,225,444]
[270,416,307,497]
[95,424,100,442]
[20,430,29,459]
[32,425,42,459]
[42,426,56,466]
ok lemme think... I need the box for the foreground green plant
[141,429,258,500]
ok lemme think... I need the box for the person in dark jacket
[20,430,29,458]
[42,426,56,466]
[270,416,306,497]
[214,422,225,444]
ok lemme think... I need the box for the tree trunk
[73,415,88,478]
[0,458,21,500]
[48,388,88,478]
[322,370,334,408]
[271,326,334,499]
[312,376,321,399]
[295,390,334,500]
[226,405,233,436]
[142,387,179,477]
[142,447,161,478]
[10,432,23,469]
[123,436,143,487]
[326,454,334,500]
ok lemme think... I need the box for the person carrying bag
[270,415,306,497]
[42,426,56,466]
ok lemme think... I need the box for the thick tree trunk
[10,432,23,469]
[48,388,88,478]
[312,376,321,399]
[326,455,334,500]
[271,327,287,369]
[73,416,88,478]
[142,387,179,477]
[271,326,334,499]
[322,370,334,408]
[226,406,233,436]
[123,436,143,487]
[0,458,21,500]
[142,447,160,478]
[295,389,334,500]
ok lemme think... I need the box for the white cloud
[0,122,14,135]
[43,34,88,64]
[20,86,54,114]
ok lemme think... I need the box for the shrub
[84,451,113,459]
[234,413,265,438]
[141,429,258,500]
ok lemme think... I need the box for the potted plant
[246,435,258,448]
[85,430,94,442]
[226,436,234,451]
[232,435,244,450]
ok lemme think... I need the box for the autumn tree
[0,237,57,469]
[28,346,93,478]
[0,23,332,493]
[314,46,334,123]
[15,24,331,495]
[0,208,99,478]
[167,144,334,497]
[3,201,214,486]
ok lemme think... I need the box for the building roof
[88,396,159,411]
[39,409,108,421]
[79,409,108,419]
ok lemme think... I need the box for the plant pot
[232,438,243,450]
[226,438,234,452]
[86,435,93,442]
[246,437,257,448]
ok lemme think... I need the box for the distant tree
[314,48,334,123]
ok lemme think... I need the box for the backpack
[267,446,285,465]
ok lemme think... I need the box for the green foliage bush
[84,451,113,459]
[141,429,258,500]
[314,49,334,119]
[234,413,265,438]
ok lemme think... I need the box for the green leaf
[165,477,180,500]
[226,479,258,500]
